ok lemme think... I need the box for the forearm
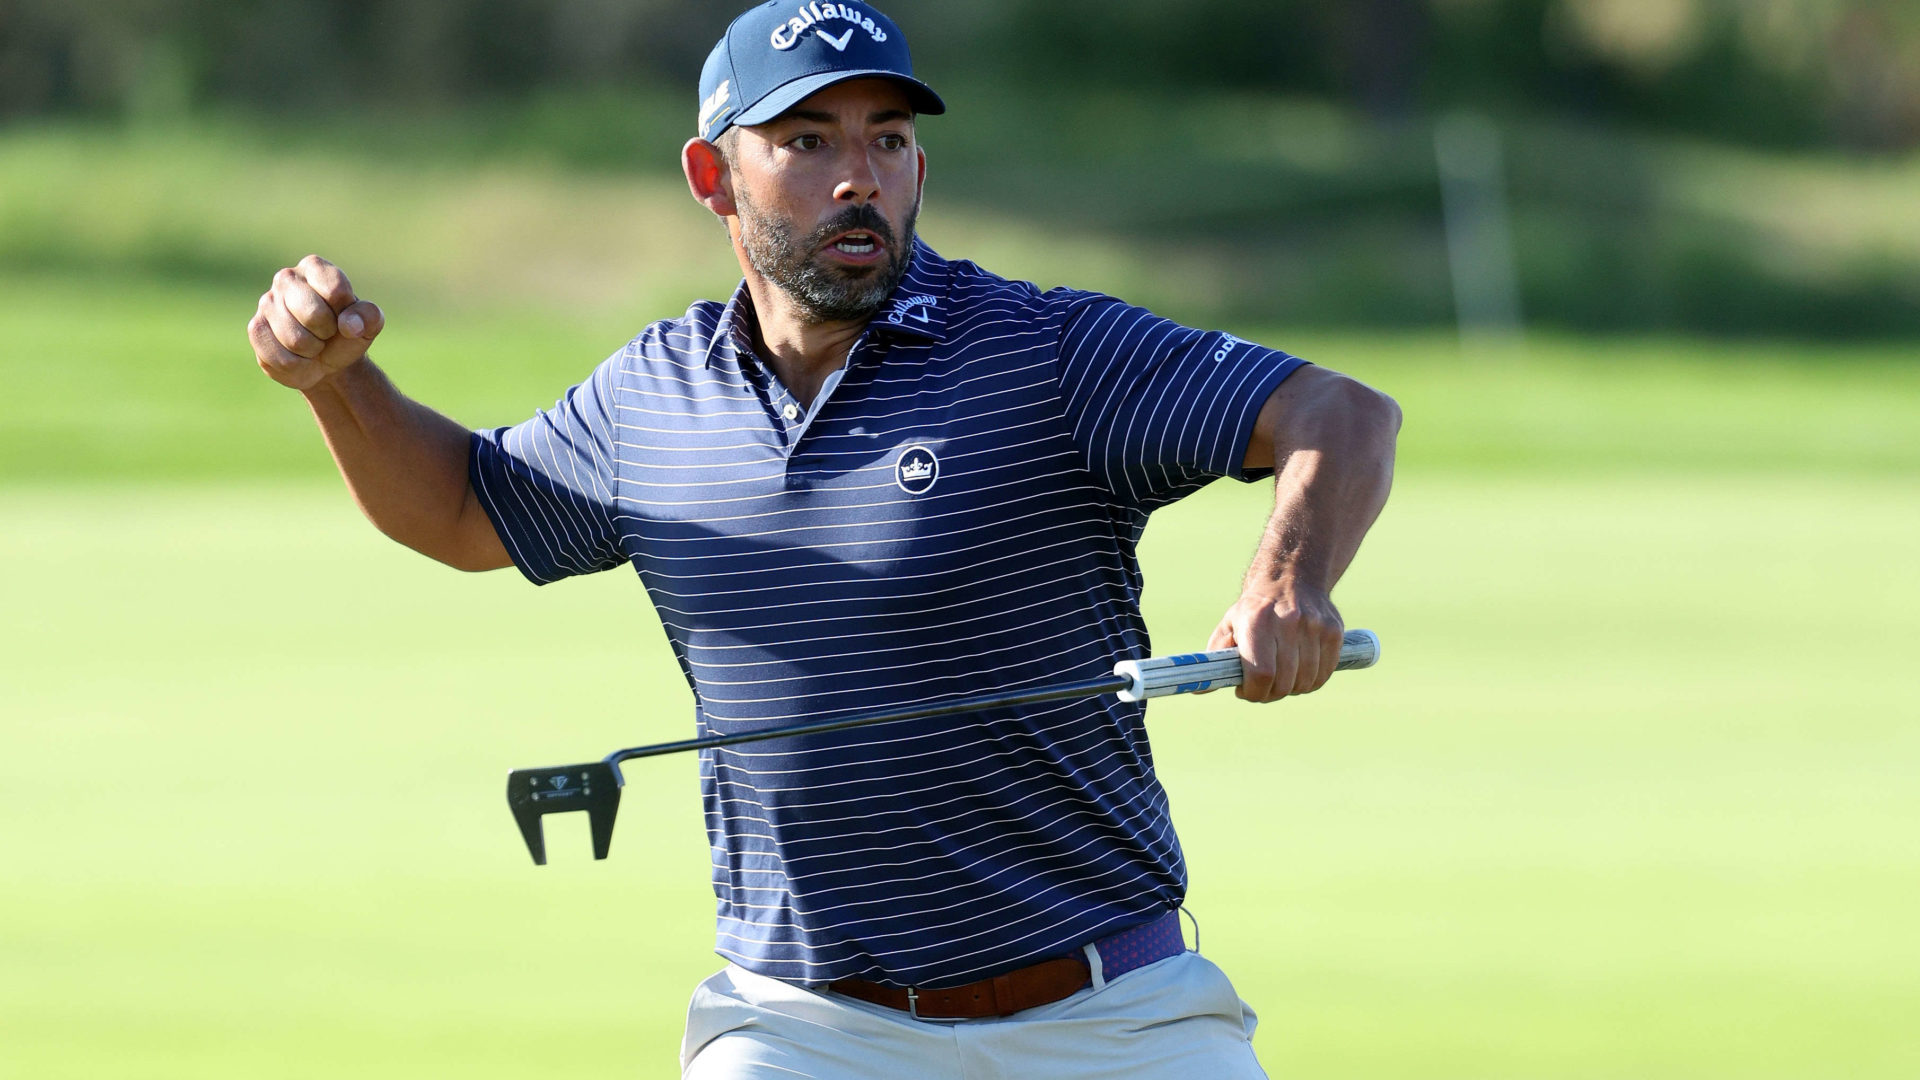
[302,359,506,571]
[1248,375,1400,596]
[1211,368,1399,700]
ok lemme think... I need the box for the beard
[735,187,918,325]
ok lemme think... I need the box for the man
[247,2,1399,1076]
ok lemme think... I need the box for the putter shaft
[608,672,1131,764]
[508,629,1380,864]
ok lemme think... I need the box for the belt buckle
[906,986,920,1021]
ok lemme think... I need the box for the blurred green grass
[5,93,1919,333]
[3,109,1918,1079]
[4,270,1916,483]
[3,103,1916,489]
[4,473,1915,1078]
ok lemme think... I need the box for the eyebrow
[782,108,915,126]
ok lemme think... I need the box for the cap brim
[732,70,945,130]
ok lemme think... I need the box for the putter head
[506,761,623,865]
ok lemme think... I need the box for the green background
[4,270,1916,1075]
[4,2,1920,1075]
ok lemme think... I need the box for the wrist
[299,356,373,401]
[1243,558,1331,600]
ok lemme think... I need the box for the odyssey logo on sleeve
[1212,333,1252,363]
[771,3,889,51]
[895,444,939,494]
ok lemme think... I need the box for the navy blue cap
[698,2,945,143]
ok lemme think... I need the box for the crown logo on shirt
[896,445,939,494]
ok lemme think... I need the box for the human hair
[713,126,740,170]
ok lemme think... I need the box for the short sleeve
[1052,292,1308,507]
[468,349,628,585]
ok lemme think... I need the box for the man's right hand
[249,255,386,391]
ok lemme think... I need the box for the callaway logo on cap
[697,1,945,143]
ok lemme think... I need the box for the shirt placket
[750,332,882,489]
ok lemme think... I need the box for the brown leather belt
[828,955,1091,1020]
[826,910,1188,1021]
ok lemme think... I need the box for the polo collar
[702,283,759,371]
[703,239,953,370]
[870,239,950,343]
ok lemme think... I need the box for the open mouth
[828,231,882,256]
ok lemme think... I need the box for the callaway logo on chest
[888,293,937,325]
[770,3,889,51]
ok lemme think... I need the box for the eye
[790,133,825,152]
[877,133,908,152]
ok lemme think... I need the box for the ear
[683,138,737,218]
[916,145,927,198]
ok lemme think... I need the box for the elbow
[429,530,515,573]
[437,549,507,574]
[426,488,515,572]
[1372,386,1403,441]
[1250,367,1401,471]
[1365,387,1401,470]
[376,521,509,574]
[1326,373,1401,445]
[1325,377,1401,483]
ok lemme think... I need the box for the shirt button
[782,403,799,421]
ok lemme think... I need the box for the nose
[833,146,881,204]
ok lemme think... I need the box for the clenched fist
[249,255,385,391]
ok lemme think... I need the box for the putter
[507,629,1381,864]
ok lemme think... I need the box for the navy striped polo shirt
[470,241,1306,988]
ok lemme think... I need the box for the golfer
[248,2,1399,1076]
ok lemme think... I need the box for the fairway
[4,144,1919,1076]
[4,471,1916,1079]
[7,9,1920,1073]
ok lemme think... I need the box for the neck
[739,274,868,407]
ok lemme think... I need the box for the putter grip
[1114,629,1379,702]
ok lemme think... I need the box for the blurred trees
[2,0,1917,151]
[3,1,1915,336]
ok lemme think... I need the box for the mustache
[806,204,897,252]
